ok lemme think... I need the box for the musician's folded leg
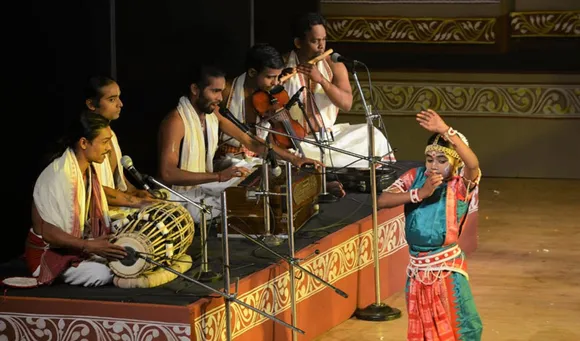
[61,260,113,287]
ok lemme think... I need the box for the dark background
[2,0,318,263]
[3,0,578,262]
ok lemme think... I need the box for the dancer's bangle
[410,188,422,203]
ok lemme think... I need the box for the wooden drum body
[108,202,195,278]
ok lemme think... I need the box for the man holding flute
[281,12,396,169]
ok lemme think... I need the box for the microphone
[221,108,280,177]
[330,52,363,69]
[219,107,253,136]
[267,147,282,177]
[284,86,305,110]
[120,155,156,196]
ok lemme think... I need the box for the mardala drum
[108,201,195,278]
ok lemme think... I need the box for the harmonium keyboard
[220,165,321,236]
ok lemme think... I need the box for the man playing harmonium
[157,64,321,222]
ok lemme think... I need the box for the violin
[251,86,306,153]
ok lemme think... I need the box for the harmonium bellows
[221,166,321,236]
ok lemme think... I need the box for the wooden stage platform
[0,166,479,341]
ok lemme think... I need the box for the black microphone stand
[145,175,221,283]
[238,125,286,248]
[223,167,349,299]
[126,239,304,340]
[223,163,348,341]
[293,98,338,203]
[259,142,284,247]
[224,208,349,299]
[252,126,396,169]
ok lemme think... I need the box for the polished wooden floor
[315,178,580,341]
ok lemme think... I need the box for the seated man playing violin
[216,43,284,169]
[281,12,396,169]
[217,43,346,197]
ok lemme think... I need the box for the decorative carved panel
[510,11,580,37]
[351,80,580,117]
[326,17,497,43]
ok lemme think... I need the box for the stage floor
[0,161,477,341]
[0,161,422,306]
[1,192,381,306]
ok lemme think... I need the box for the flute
[279,49,334,83]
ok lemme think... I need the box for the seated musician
[157,64,321,222]
[24,111,153,287]
[214,43,286,170]
[282,12,396,168]
[216,43,346,197]
[83,76,156,207]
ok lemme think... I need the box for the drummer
[24,111,131,287]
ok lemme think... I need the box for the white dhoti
[61,259,113,287]
[299,123,395,169]
[282,51,396,168]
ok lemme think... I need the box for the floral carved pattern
[351,82,580,117]
[510,11,580,37]
[325,17,496,43]
[0,313,190,341]
[193,213,407,341]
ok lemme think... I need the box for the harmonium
[220,165,321,236]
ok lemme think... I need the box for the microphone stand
[223,161,350,341]
[253,126,396,169]
[237,161,349,341]
[127,195,305,340]
[294,98,337,203]
[350,62,401,321]
[255,121,401,321]
[260,149,284,247]
[146,176,221,282]
[284,161,298,341]
[226,163,348,283]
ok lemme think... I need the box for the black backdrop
[2,0,318,262]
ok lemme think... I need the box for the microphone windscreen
[330,52,341,63]
[271,166,282,177]
[121,155,133,169]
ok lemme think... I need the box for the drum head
[109,233,150,278]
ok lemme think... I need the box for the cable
[361,62,395,165]
[297,194,370,234]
